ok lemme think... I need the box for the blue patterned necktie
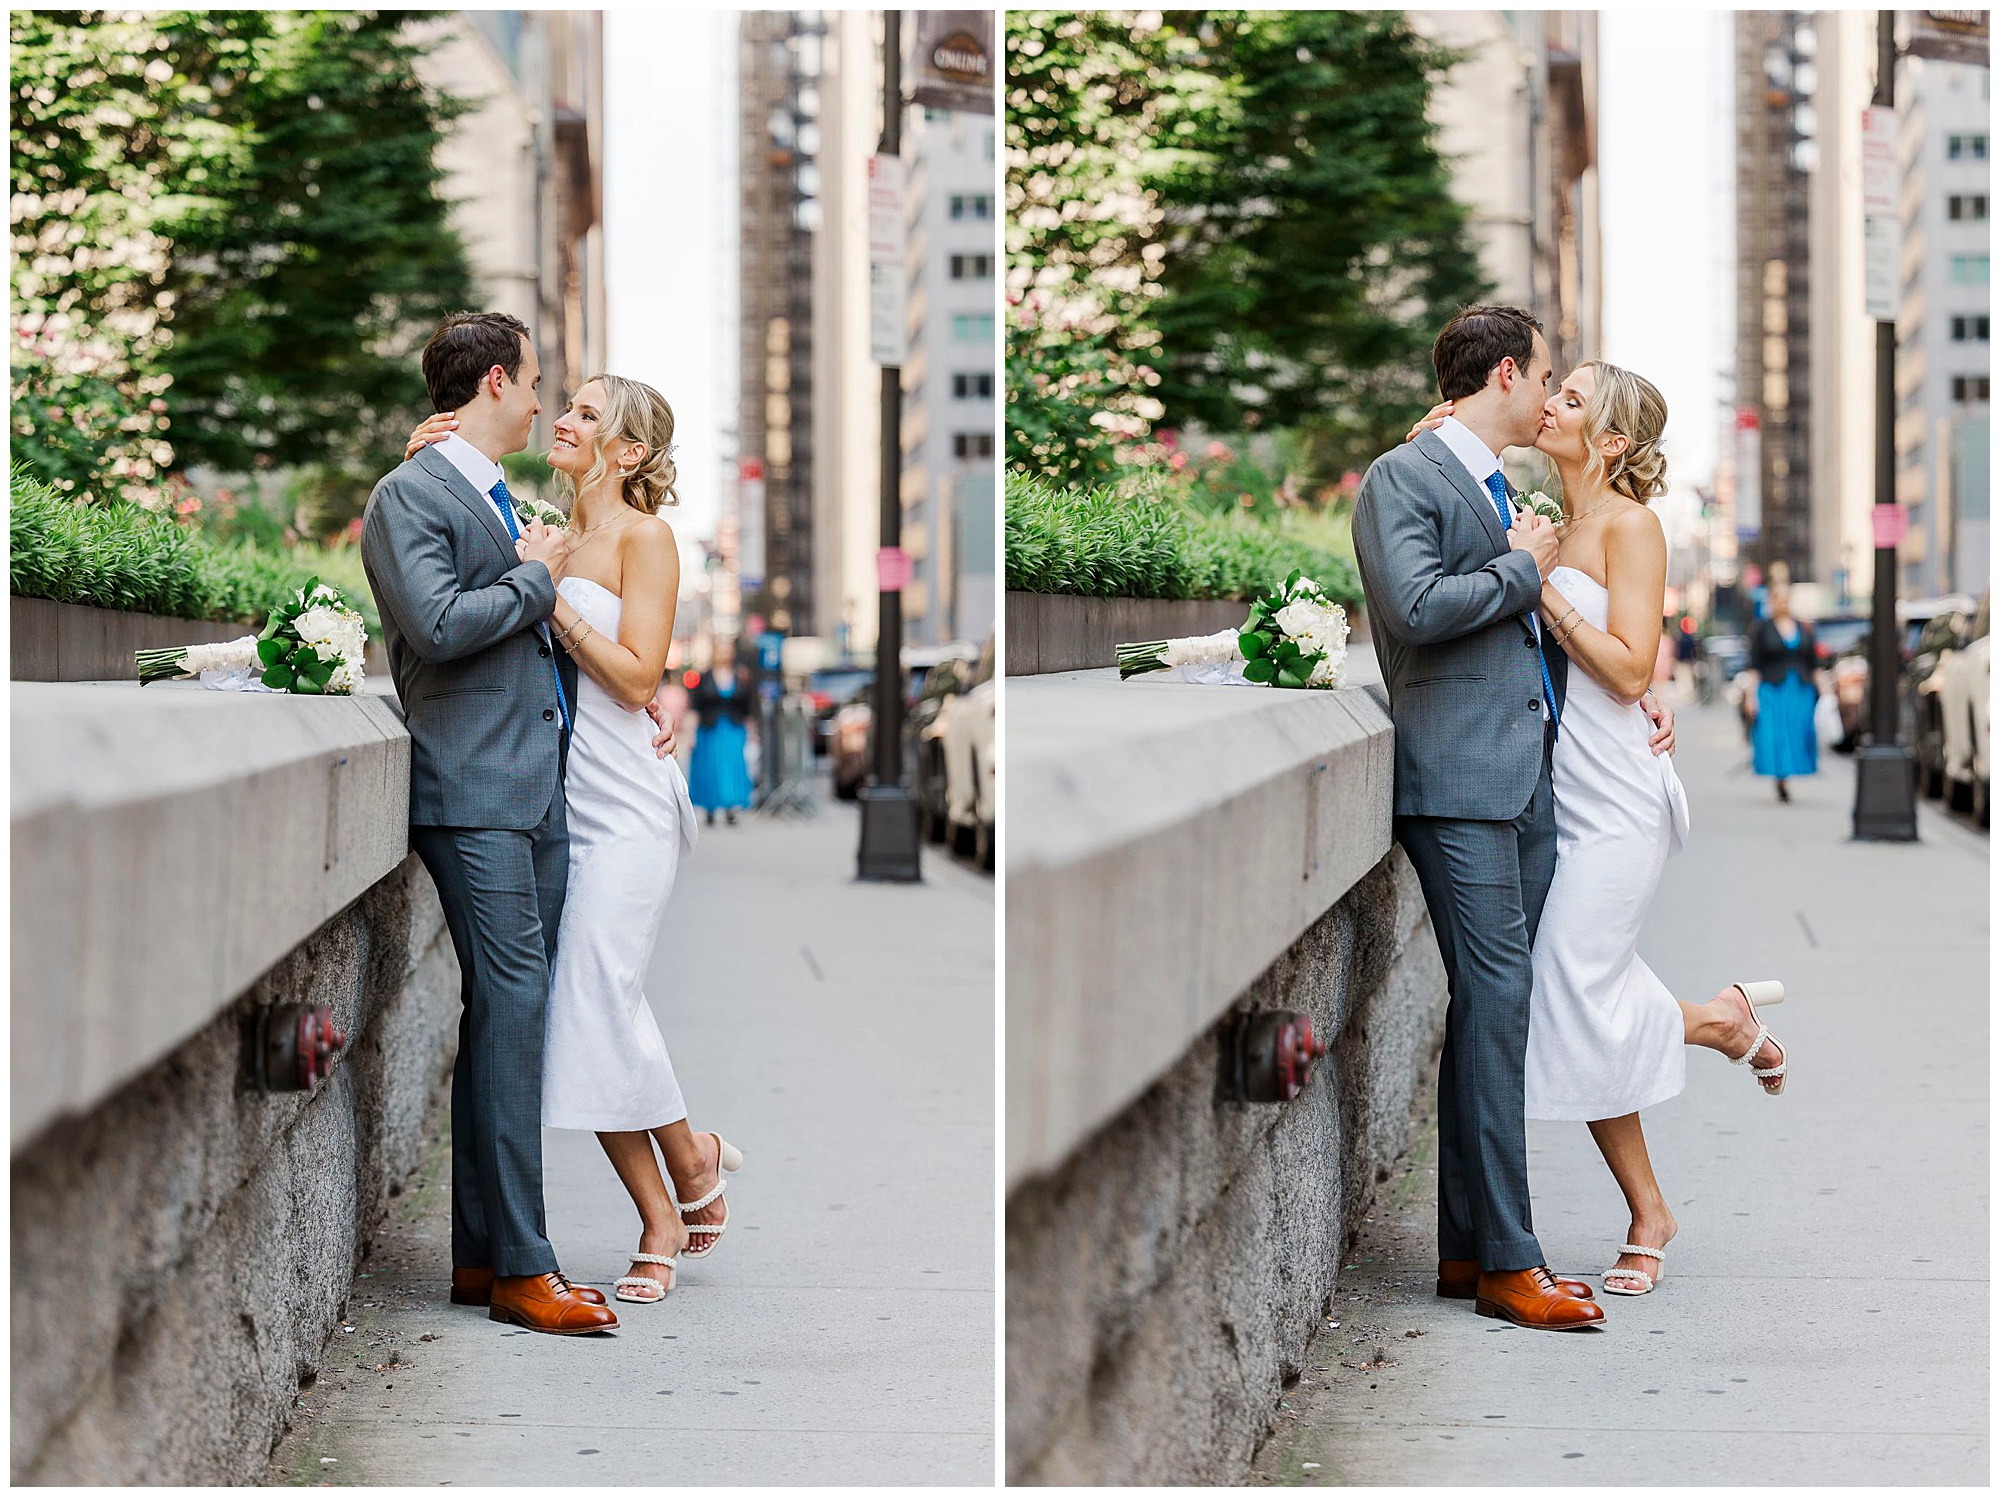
[1485,470,1559,735]
[490,477,571,732]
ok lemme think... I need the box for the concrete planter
[12,595,391,685]
[1006,590,1368,677]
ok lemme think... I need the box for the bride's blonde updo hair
[557,373,681,514]
[1576,360,1669,503]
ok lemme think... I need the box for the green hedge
[9,471,380,635]
[1004,472,1362,606]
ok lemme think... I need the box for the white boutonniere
[1519,490,1564,525]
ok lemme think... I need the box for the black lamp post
[1852,9,1919,841]
[857,9,924,881]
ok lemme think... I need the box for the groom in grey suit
[1350,305,1603,1329]
[361,311,616,1334]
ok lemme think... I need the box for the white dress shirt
[434,432,515,534]
[1434,416,1540,636]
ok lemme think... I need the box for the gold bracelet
[553,617,581,645]
[562,621,593,653]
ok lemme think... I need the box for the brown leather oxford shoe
[452,1266,606,1307]
[1475,1266,1606,1330]
[487,1272,620,1335]
[1437,1259,1593,1301]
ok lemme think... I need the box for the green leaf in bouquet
[305,657,335,687]
[1239,630,1272,659]
[1274,639,1301,665]
[293,672,323,694]
[263,661,295,690]
[1283,568,1302,594]
[1243,656,1277,684]
[257,638,287,667]
[1278,665,1309,688]
[260,614,284,640]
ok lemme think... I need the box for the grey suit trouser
[411,783,568,1279]
[1395,725,1558,1272]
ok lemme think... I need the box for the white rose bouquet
[136,578,369,695]
[1117,571,1351,690]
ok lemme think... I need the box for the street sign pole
[1853,10,1919,840]
[858,9,923,882]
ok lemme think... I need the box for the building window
[1948,194,1990,221]
[949,253,993,281]
[1950,315,1991,342]
[1950,256,1991,285]
[948,194,993,221]
[1948,133,1989,160]
[1952,376,1992,402]
[951,313,995,341]
[952,372,995,399]
[952,432,995,459]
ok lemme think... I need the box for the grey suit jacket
[1351,428,1569,821]
[360,445,577,830]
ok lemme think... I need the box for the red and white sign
[1872,504,1909,549]
[876,546,914,592]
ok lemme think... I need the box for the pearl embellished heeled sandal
[614,1252,675,1303]
[1602,1242,1665,1296]
[1728,980,1789,1096]
[677,1134,744,1261]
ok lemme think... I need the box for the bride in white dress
[406,375,740,1306]
[1413,361,1790,1297]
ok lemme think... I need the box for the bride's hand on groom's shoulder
[1405,400,1453,442]
[404,410,458,461]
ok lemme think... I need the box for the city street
[1252,694,1989,1486]
[267,781,995,1486]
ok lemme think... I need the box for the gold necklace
[1559,495,1621,532]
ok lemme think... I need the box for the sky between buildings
[601,8,1730,555]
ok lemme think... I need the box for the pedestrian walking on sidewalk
[1407,354,1793,1306]
[401,370,744,1319]
[688,662,757,825]
[1745,583,1821,802]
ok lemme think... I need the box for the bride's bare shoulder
[1608,501,1666,550]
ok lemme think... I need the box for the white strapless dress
[1523,566,1693,1122]
[542,577,701,1131]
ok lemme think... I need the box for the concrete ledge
[1005,590,1371,676]
[11,682,412,1150]
[11,595,249,682]
[1004,657,1391,1188]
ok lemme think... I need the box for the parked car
[1697,633,1748,705]
[938,636,996,867]
[806,665,874,756]
[1823,597,1973,753]
[1908,602,1979,796]
[827,643,980,802]
[912,653,978,841]
[1931,594,1990,823]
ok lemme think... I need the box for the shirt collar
[1435,414,1503,489]
[434,432,505,499]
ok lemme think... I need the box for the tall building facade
[1894,49,1992,597]
[1733,11,1818,583]
[419,12,606,456]
[900,104,998,647]
[736,12,824,638]
[1410,11,1603,378]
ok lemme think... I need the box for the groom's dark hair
[1433,304,1544,401]
[422,311,533,411]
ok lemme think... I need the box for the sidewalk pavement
[268,784,995,1486]
[1252,696,1989,1486]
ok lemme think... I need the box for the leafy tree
[1004,10,1489,488]
[10,11,473,528]
[1147,11,1489,477]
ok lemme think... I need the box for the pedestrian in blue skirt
[1746,582,1820,802]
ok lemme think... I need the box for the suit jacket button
[1526,636,1538,649]
[538,643,551,658]
[1529,699,1541,712]
[543,708,555,722]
